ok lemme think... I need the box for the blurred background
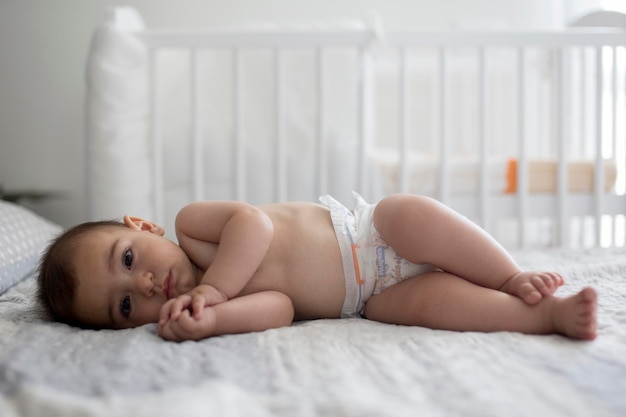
[0,0,618,228]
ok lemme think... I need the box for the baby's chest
[184,241,219,270]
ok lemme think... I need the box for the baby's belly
[241,204,346,319]
[241,242,346,320]
[285,253,346,320]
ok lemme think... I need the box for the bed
[1,200,626,416]
[2,6,626,417]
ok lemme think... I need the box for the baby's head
[37,220,126,328]
[37,216,198,330]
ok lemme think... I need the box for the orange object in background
[504,158,617,194]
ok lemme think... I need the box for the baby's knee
[374,194,439,234]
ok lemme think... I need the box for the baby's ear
[123,215,165,236]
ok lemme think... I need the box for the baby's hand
[158,307,217,341]
[158,284,227,327]
[187,283,228,313]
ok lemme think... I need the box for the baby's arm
[170,201,274,317]
[158,291,294,341]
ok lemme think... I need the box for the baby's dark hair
[37,220,126,327]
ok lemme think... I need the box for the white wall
[0,0,600,227]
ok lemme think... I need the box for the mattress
[1,247,625,417]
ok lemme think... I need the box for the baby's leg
[373,194,563,303]
[363,271,597,340]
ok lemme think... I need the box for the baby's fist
[158,307,217,341]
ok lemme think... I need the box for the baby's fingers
[192,295,206,320]
[159,319,184,341]
[170,295,192,320]
[165,311,199,341]
[177,310,199,331]
[158,299,175,326]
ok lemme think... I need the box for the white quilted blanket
[1,247,625,417]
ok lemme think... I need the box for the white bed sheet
[1,247,625,417]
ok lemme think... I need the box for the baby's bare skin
[500,271,565,304]
[163,195,597,341]
[550,288,598,340]
[498,271,597,339]
[183,202,348,320]
[69,194,598,342]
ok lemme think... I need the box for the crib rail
[139,27,376,223]
[386,29,626,46]
[134,26,626,248]
[140,28,373,48]
[382,30,626,248]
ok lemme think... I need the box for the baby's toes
[539,272,563,294]
[530,274,552,295]
[546,271,562,285]
[553,272,565,287]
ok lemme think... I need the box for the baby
[38,193,597,341]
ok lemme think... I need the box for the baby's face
[72,224,199,329]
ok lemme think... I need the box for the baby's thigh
[363,271,459,326]
[372,195,442,263]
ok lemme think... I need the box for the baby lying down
[38,193,597,342]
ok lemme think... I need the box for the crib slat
[398,47,409,193]
[357,47,373,197]
[233,49,246,201]
[576,47,587,248]
[579,48,587,158]
[555,47,569,247]
[150,49,164,225]
[438,47,449,204]
[611,46,618,246]
[274,49,287,202]
[316,48,328,197]
[478,47,489,230]
[612,47,618,159]
[191,49,204,202]
[517,47,529,248]
[594,46,605,246]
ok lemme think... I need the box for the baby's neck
[192,262,203,285]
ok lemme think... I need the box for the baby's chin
[179,265,202,294]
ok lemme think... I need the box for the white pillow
[0,200,62,294]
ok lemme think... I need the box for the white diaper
[320,192,434,318]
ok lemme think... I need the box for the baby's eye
[120,295,132,318]
[123,249,133,270]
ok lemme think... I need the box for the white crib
[86,7,626,249]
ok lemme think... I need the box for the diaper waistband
[319,194,363,318]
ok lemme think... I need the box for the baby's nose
[137,271,155,296]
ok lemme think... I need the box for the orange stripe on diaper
[351,244,364,285]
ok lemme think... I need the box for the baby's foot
[500,271,564,305]
[550,287,597,340]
